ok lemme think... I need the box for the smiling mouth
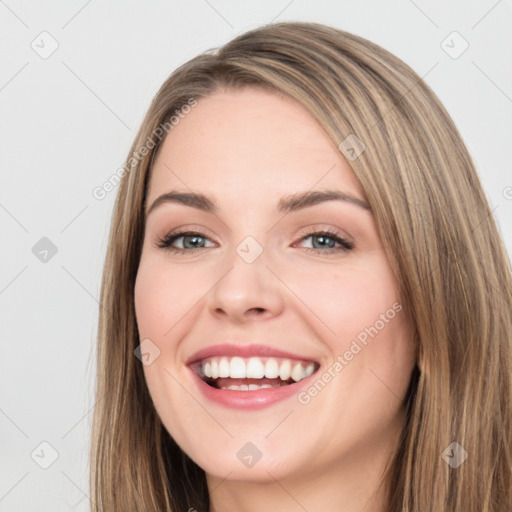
[192,355,319,390]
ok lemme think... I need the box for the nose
[207,245,285,324]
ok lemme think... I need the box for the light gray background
[1,1,511,510]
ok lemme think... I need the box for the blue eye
[156,229,353,254]
[156,231,214,253]
[297,231,353,253]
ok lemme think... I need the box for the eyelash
[155,227,354,255]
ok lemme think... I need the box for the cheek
[134,259,203,435]
[287,254,415,398]
[134,263,172,336]
[291,255,402,348]
[290,258,414,443]
[134,257,208,339]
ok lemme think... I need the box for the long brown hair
[91,21,512,511]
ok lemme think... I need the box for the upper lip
[185,343,319,365]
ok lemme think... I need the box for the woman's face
[134,87,416,484]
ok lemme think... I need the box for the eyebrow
[145,189,371,217]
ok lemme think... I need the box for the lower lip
[189,368,316,410]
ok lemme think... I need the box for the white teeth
[211,359,219,379]
[218,356,230,378]
[199,356,317,384]
[229,357,246,378]
[291,362,306,382]
[279,360,291,380]
[246,357,265,379]
[264,358,279,378]
[220,383,275,391]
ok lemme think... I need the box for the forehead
[147,88,365,206]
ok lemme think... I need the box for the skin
[134,87,416,512]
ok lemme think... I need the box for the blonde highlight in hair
[91,21,512,511]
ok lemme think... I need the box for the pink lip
[185,343,318,365]
[187,366,316,410]
[185,343,319,410]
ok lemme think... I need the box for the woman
[90,21,512,511]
